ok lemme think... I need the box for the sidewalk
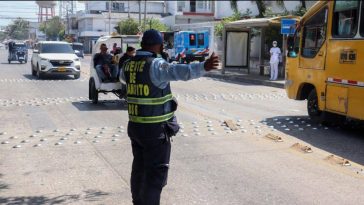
[204,69,285,89]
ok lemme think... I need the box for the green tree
[39,16,64,40]
[116,18,169,34]
[214,9,252,37]
[293,0,307,16]
[293,5,307,16]
[144,18,169,32]
[0,31,6,41]
[115,18,139,35]
[5,18,29,40]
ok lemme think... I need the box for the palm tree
[255,0,266,18]
[230,0,286,18]
[300,0,306,9]
[230,0,238,13]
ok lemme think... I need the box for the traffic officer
[122,29,219,205]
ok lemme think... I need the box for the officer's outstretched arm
[150,53,219,89]
[150,59,204,88]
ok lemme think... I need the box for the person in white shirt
[269,41,281,81]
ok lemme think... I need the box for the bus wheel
[307,89,321,122]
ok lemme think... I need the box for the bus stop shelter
[222,16,299,76]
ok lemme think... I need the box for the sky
[0,1,85,29]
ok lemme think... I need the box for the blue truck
[162,31,210,63]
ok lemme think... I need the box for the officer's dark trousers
[128,122,171,205]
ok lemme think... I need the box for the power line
[0,11,38,14]
[0,16,38,20]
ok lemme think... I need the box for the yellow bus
[285,0,364,124]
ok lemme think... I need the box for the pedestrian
[121,29,219,205]
[269,41,281,81]
[118,46,136,69]
[93,43,118,82]
[111,42,117,54]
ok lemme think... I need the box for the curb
[204,73,284,89]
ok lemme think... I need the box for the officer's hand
[204,52,219,72]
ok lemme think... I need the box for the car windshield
[15,44,26,48]
[72,45,83,50]
[41,44,74,53]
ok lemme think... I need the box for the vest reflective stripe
[129,112,174,123]
[127,94,173,105]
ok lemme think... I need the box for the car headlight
[40,58,48,61]
[74,58,80,61]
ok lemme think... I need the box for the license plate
[18,57,24,59]
[58,67,66,72]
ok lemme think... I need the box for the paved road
[0,49,364,205]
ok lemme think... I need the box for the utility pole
[66,2,69,35]
[44,20,47,40]
[59,1,63,18]
[108,0,111,35]
[138,0,141,29]
[143,0,147,31]
[71,1,74,15]
[128,0,130,18]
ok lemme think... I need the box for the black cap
[141,29,163,45]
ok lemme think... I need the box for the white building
[161,1,316,59]
[162,1,316,27]
[72,1,317,53]
[74,1,166,53]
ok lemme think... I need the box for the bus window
[293,25,301,55]
[189,34,196,46]
[198,33,204,46]
[361,1,364,36]
[332,1,359,38]
[301,7,328,58]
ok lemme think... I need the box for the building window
[196,1,211,12]
[112,2,125,12]
[198,33,204,46]
[332,1,359,38]
[189,34,196,46]
[301,7,328,58]
[177,1,185,12]
[190,0,196,12]
[106,2,125,12]
[86,19,93,31]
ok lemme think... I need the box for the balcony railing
[182,11,214,16]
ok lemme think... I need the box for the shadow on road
[72,100,127,111]
[0,173,10,192]
[23,74,77,81]
[0,189,110,205]
[83,189,110,202]
[0,62,24,65]
[263,116,364,166]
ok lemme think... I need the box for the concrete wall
[166,1,178,15]
[161,16,175,29]
[85,1,165,14]
[215,1,259,19]
[77,12,161,33]
[85,1,106,11]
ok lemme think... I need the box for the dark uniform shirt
[93,53,113,67]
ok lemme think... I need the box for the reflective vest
[123,53,174,123]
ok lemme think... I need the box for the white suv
[31,41,81,79]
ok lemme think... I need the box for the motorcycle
[8,42,28,64]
